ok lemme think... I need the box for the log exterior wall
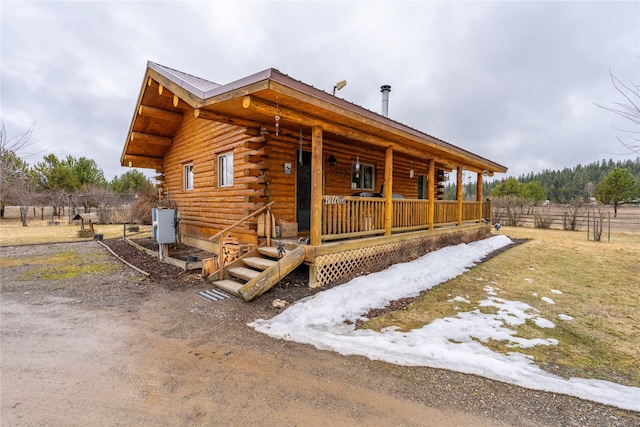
[161,112,446,250]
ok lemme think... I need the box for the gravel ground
[1,239,638,426]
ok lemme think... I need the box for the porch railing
[462,201,481,221]
[434,201,458,225]
[392,199,429,231]
[322,196,483,241]
[322,196,385,240]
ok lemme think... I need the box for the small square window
[218,152,234,187]
[351,161,375,191]
[183,164,194,190]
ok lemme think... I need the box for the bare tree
[0,120,38,224]
[596,69,640,155]
[563,199,587,231]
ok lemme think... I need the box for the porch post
[427,159,435,229]
[310,126,323,246]
[477,172,483,223]
[456,166,463,226]
[384,146,393,235]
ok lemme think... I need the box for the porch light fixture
[328,154,337,166]
[410,160,414,178]
[333,80,347,95]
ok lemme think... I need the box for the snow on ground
[249,235,640,411]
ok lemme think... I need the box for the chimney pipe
[380,85,391,117]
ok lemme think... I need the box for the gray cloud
[1,1,638,180]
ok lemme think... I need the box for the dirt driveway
[1,241,634,426]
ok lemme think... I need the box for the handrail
[209,201,275,280]
[209,201,275,241]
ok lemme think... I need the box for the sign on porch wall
[324,196,346,205]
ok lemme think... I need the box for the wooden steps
[213,279,245,294]
[243,256,277,270]
[228,266,261,281]
[207,244,306,301]
[257,246,285,258]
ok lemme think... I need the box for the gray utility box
[152,208,176,244]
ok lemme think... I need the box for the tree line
[445,158,640,208]
[1,121,153,225]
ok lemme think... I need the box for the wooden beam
[310,127,323,246]
[130,132,172,147]
[243,154,266,163]
[246,134,270,143]
[243,168,261,177]
[236,174,271,184]
[384,146,393,236]
[243,182,265,190]
[194,108,263,128]
[243,162,266,171]
[138,105,183,122]
[121,154,163,170]
[457,166,463,226]
[427,159,435,229]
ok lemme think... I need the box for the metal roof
[129,62,507,173]
[148,61,221,98]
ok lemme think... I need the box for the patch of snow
[551,289,563,295]
[250,235,639,412]
[449,296,471,304]
[534,318,555,328]
[541,297,555,304]
[558,314,574,321]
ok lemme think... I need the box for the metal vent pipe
[380,85,391,117]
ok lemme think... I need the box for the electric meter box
[152,208,176,244]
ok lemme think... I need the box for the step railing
[208,201,275,280]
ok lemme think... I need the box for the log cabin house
[121,61,507,300]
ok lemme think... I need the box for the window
[183,163,194,190]
[351,161,375,191]
[218,152,234,187]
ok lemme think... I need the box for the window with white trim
[183,163,194,190]
[351,161,375,191]
[218,152,234,187]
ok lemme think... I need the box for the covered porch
[302,126,493,244]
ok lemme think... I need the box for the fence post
[587,210,590,240]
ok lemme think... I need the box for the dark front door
[296,150,312,231]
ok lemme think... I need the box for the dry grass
[0,249,119,282]
[0,219,152,246]
[363,227,640,387]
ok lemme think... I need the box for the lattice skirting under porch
[314,227,490,287]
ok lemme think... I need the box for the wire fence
[492,205,640,235]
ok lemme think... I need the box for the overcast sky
[1,1,639,181]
